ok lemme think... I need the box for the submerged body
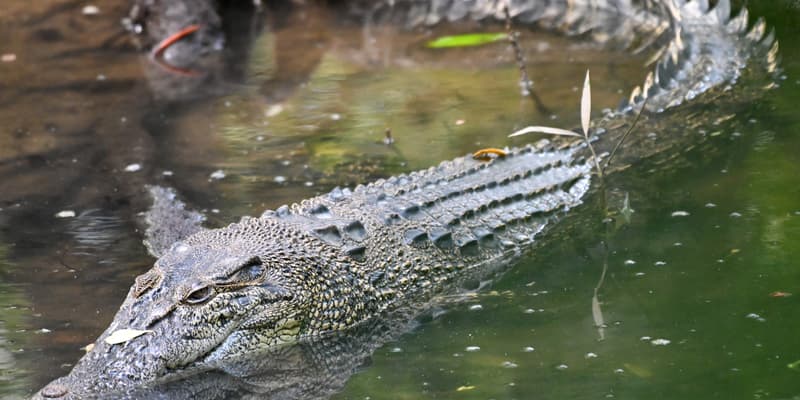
[34,0,778,398]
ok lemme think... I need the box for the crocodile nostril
[41,382,68,398]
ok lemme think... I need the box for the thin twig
[503,6,551,115]
[604,96,649,170]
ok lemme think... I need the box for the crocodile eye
[184,286,215,304]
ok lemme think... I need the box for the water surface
[0,1,799,399]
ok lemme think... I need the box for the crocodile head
[34,217,334,399]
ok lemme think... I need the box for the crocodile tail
[621,0,781,113]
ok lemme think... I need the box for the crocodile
[34,0,779,399]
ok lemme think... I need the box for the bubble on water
[746,313,766,322]
[624,259,636,266]
[705,203,717,208]
[502,361,518,368]
[614,368,625,374]
[654,261,667,266]
[523,346,535,352]
[162,170,174,176]
[585,352,598,359]
[55,210,76,218]
[389,347,402,353]
[555,364,568,370]
[469,304,483,311]
[82,5,100,15]
[671,211,690,217]
[274,176,287,183]
[730,212,742,218]
[124,163,141,172]
[640,336,652,341]
[304,181,314,187]
[635,272,646,276]
[650,338,671,346]
[465,346,481,352]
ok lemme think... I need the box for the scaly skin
[34,0,779,398]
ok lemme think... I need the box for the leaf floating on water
[105,329,153,345]
[581,70,591,136]
[788,359,800,370]
[426,33,507,48]
[770,291,792,298]
[623,363,653,378]
[509,126,581,138]
[456,385,476,392]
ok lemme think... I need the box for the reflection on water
[1,0,799,399]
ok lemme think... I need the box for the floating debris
[640,336,652,341]
[523,346,535,352]
[624,259,637,266]
[650,338,671,346]
[654,261,667,266]
[55,210,76,218]
[730,212,742,218]
[465,346,481,352]
[456,385,476,392]
[38,328,51,334]
[81,343,95,353]
[383,128,394,145]
[770,291,792,298]
[265,104,283,117]
[105,328,153,345]
[162,170,173,176]
[585,352,598,359]
[124,163,141,172]
[705,203,717,208]
[274,176,287,183]
[1,53,16,62]
[468,304,483,311]
[389,347,402,353]
[455,119,465,125]
[671,210,690,217]
[209,170,226,180]
[555,364,569,370]
[330,113,341,121]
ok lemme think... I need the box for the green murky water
[0,1,798,399]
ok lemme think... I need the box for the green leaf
[426,33,508,49]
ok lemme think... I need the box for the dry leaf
[509,126,581,138]
[105,328,153,345]
[581,70,591,136]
